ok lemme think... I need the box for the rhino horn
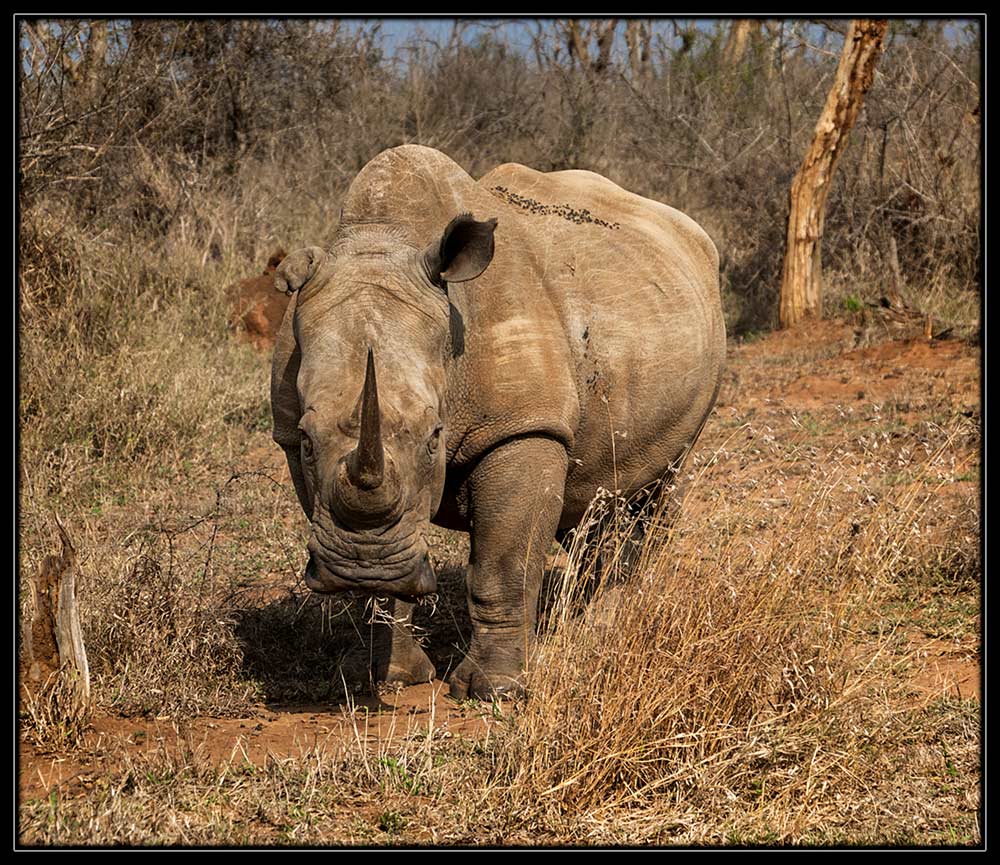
[346,347,384,491]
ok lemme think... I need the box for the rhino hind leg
[603,482,664,578]
[608,470,692,575]
[559,474,681,590]
[448,436,568,701]
[369,598,436,688]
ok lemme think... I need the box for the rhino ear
[265,248,287,274]
[274,247,327,295]
[423,214,498,287]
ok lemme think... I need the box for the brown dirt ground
[19,319,981,803]
[19,681,497,803]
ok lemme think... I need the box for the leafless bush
[19,19,980,336]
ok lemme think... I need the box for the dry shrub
[70,468,312,718]
[82,529,258,718]
[232,588,371,704]
[489,423,978,842]
[19,20,981,339]
[19,198,269,518]
[21,669,92,753]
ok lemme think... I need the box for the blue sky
[341,17,979,62]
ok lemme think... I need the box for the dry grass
[480,425,980,844]
[20,723,491,846]
[21,670,93,754]
[16,413,980,845]
[18,439,980,844]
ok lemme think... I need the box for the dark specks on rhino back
[490,186,621,230]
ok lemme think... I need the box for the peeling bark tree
[778,20,888,329]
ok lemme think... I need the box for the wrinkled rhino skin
[227,249,288,349]
[271,145,725,699]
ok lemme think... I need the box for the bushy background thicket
[21,19,980,332]
[18,16,981,565]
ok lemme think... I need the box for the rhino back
[475,162,726,517]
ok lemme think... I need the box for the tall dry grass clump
[489,426,975,842]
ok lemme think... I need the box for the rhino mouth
[304,554,436,600]
[304,510,437,598]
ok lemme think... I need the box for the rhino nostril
[303,553,323,590]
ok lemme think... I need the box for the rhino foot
[370,601,436,688]
[374,639,435,687]
[447,654,525,702]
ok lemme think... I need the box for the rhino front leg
[449,436,567,701]
[370,598,435,688]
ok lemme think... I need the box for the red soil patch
[779,337,979,413]
[20,682,496,802]
[906,635,980,704]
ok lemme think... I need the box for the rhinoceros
[271,145,725,699]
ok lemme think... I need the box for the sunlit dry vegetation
[19,18,980,846]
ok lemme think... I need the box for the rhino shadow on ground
[230,557,582,704]
[231,563,473,704]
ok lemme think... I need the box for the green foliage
[843,294,865,313]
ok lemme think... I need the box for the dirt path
[20,681,498,803]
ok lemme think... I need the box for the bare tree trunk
[625,20,652,83]
[82,21,107,97]
[593,20,618,75]
[531,21,555,70]
[564,19,618,75]
[20,518,91,710]
[566,20,590,69]
[762,21,782,80]
[778,19,888,329]
[722,20,760,67]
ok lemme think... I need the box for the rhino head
[275,214,497,600]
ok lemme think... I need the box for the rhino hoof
[383,659,435,687]
[447,663,525,702]
[375,643,435,688]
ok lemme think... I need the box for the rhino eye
[427,426,443,455]
[301,434,314,461]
